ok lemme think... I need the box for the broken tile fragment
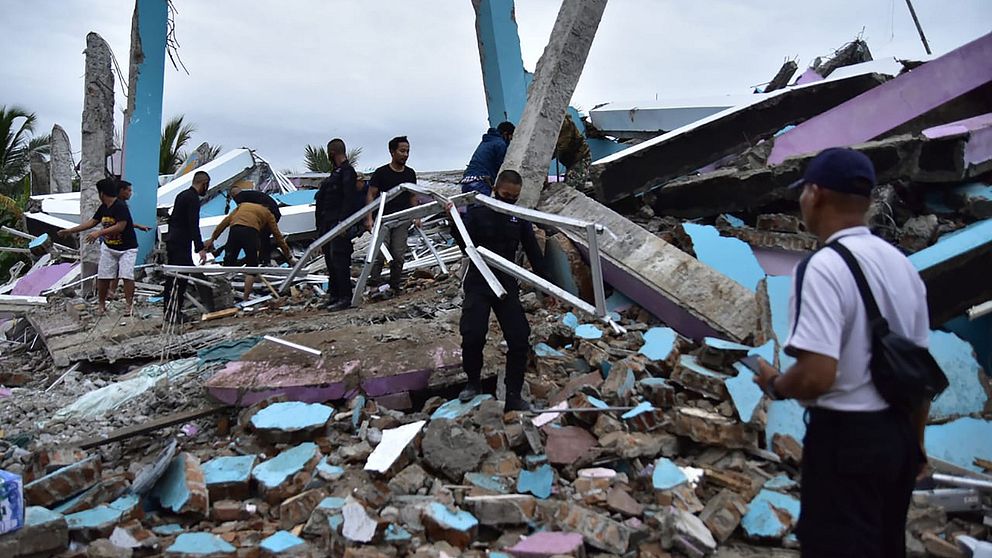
[151,452,209,517]
[24,455,101,507]
[164,532,236,556]
[302,496,345,537]
[259,530,308,557]
[384,524,412,544]
[152,524,184,536]
[671,355,729,400]
[364,420,425,474]
[639,326,678,363]
[506,531,584,557]
[763,474,797,492]
[342,497,379,543]
[652,458,688,491]
[429,394,492,420]
[250,401,333,442]
[201,455,257,501]
[517,464,554,499]
[466,494,537,525]
[741,488,801,540]
[0,506,68,558]
[65,494,142,542]
[250,442,322,504]
[421,503,478,549]
[575,324,603,340]
[315,458,345,482]
[662,505,718,556]
[725,361,764,424]
[279,488,326,530]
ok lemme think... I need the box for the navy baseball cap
[789,147,876,197]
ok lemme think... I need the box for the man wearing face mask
[456,169,549,411]
[163,171,210,323]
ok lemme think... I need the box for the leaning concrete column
[81,32,115,295]
[501,0,607,208]
[122,0,168,263]
[472,0,529,128]
[49,124,74,194]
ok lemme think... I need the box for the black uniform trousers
[258,232,273,266]
[459,283,530,398]
[321,223,353,302]
[224,225,260,267]
[797,407,920,558]
[163,242,193,321]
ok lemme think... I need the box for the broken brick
[109,519,159,552]
[466,494,537,526]
[152,452,209,517]
[201,455,257,502]
[670,407,757,449]
[670,355,729,400]
[24,455,101,507]
[699,489,748,543]
[0,506,69,557]
[772,433,803,466]
[251,443,322,505]
[545,426,597,465]
[421,503,478,549]
[279,488,327,530]
[212,500,245,523]
[549,501,634,555]
[66,494,143,542]
[388,463,429,495]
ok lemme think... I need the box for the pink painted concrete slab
[11,263,76,296]
[508,531,584,557]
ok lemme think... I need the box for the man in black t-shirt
[58,178,139,315]
[366,136,418,292]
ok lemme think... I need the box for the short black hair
[497,121,515,136]
[96,177,120,198]
[327,138,346,156]
[495,169,523,186]
[118,180,133,191]
[388,136,409,153]
[192,171,210,186]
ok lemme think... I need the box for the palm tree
[160,114,196,174]
[0,105,50,193]
[304,144,362,172]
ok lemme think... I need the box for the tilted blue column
[122,0,167,263]
[473,0,528,128]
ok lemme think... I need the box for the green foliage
[0,191,28,283]
[304,144,362,173]
[1,105,50,197]
[159,114,196,174]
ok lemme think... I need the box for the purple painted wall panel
[769,33,992,165]
[752,248,808,276]
[11,263,75,296]
[795,68,823,86]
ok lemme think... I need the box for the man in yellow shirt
[200,202,295,300]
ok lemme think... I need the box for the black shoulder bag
[827,241,949,413]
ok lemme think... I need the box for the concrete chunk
[545,426,597,465]
[422,502,479,549]
[421,419,490,482]
[164,532,236,557]
[0,506,69,557]
[65,494,142,542]
[302,496,346,537]
[466,494,537,526]
[151,452,209,517]
[550,501,633,554]
[24,455,101,507]
[671,407,758,449]
[251,442,322,505]
[250,401,333,442]
[699,489,748,543]
[507,531,585,557]
[741,488,800,540]
[342,497,379,543]
[364,420,425,475]
[259,530,308,557]
[201,454,257,501]
[671,355,730,400]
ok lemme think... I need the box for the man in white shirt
[755,148,929,558]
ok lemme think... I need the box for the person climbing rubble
[459,121,514,198]
[366,136,419,295]
[455,169,553,412]
[228,183,280,266]
[200,202,295,302]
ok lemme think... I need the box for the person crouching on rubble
[200,202,295,301]
[754,148,930,558]
[58,177,139,316]
[454,169,554,412]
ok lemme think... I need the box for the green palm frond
[160,114,197,174]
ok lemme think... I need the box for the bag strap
[827,241,890,335]
[792,252,816,331]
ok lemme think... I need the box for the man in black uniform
[457,169,549,411]
[163,171,209,323]
[229,185,281,265]
[315,138,361,311]
[367,136,418,292]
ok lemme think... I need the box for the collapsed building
[1,2,991,557]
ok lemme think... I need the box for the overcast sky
[2,1,989,174]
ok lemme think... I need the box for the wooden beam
[67,405,229,450]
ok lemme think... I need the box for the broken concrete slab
[503,0,608,208]
[24,455,101,507]
[506,531,585,557]
[250,442,322,505]
[683,223,766,292]
[365,420,425,475]
[342,497,379,543]
[517,464,554,499]
[0,506,69,558]
[548,500,635,555]
[928,330,989,420]
[422,502,479,549]
[700,489,748,544]
[910,218,992,326]
[545,425,598,465]
[201,454,257,501]
[164,532,236,556]
[925,417,992,473]
[65,494,142,542]
[302,496,346,537]
[151,452,209,517]
[259,530,308,557]
[671,407,758,449]
[250,401,333,442]
[769,33,992,165]
[539,183,759,342]
[466,494,537,526]
[671,355,730,400]
[592,71,888,203]
[741,489,801,540]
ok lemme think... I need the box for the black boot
[504,393,532,412]
[458,382,481,402]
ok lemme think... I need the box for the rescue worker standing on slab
[162,170,209,323]
[367,136,418,294]
[753,148,930,558]
[315,138,361,311]
[456,169,550,412]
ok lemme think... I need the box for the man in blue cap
[754,148,930,557]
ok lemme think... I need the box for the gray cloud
[2,1,989,174]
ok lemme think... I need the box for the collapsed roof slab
[588,95,751,139]
[157,149,254,209]
[590,73,888,204]
[768,32,992,165]
[910,219,992,326]
[538,183,759,343]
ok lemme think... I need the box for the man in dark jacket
[460,121,514,196]
[162,171,209,323]
[315,138,361,311]
[457,169,548,412]
[229,185,281,265]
